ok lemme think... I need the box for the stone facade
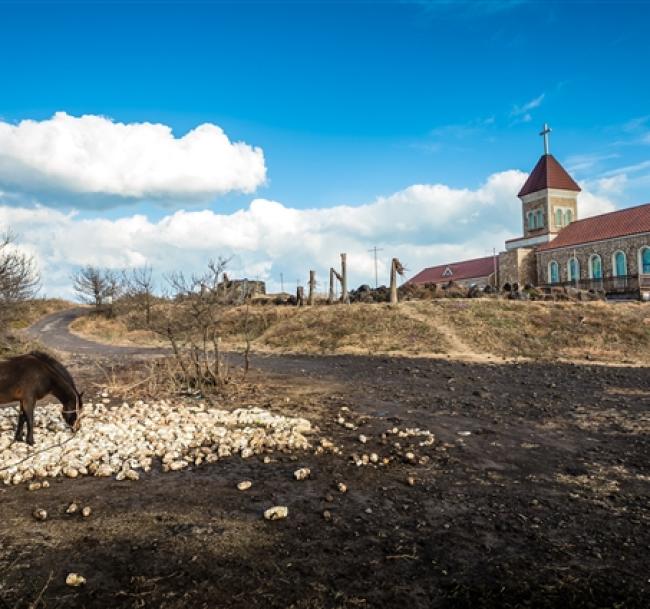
[521,190,579,240]
[536,233,650,285]
[498,247,537,287]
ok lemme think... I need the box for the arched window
[527,212,534,230]
[565,209,573,224]
[549,260,559,284]
[589,254,602,279]
[555,208,563,227]
[536,209,544,229]
[639,247,650,274]
[568,257,580,282]
[613,250,627,277]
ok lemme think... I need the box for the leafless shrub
[122,264,156,326]
[0,230,40,348]
[161,257,232,394]
[72,265,123,314]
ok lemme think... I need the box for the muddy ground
[0,352,648,609]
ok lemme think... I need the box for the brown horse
[0,351,83,445]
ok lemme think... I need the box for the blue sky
[0,0,649,294]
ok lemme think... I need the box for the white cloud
[0,112,266,204]
[0,169,618,297]
[511,93,545,117]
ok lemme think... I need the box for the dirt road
[25,307,165,357]
[0,310,647,608]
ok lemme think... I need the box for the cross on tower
[540,123,552,155]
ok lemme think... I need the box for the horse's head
[63,391,84,431]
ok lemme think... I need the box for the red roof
[537,202,650,252]
[518,154,581,197]
[408,255,496,285]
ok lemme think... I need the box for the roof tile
[537,202,650,252]
[518,154,581,197]
[407,255,496,285]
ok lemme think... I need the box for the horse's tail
[29,351,78,392]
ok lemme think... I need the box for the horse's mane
[29,351,79,393]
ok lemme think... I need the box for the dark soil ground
[0,351,648,609]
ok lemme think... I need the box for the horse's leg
[24,400,36,446]
[14,405,26,442]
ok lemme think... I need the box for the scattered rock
[66,502,79,515]
[264,506,288,520]
[293,467,311,481]
[32,508,47,521]
[237,480,252,491]
[337,482,347,493]
[81,506,92,518]
[65,573,86,587]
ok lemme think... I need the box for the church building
[409,125,650,298]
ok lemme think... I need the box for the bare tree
[72,266,123,313]
[162,257,231,393]
[0,230,40,305]
[124,265,156,326]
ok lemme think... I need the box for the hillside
[69,299,650,365]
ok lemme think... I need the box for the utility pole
[368,246,384,288]
[280,272,284,293]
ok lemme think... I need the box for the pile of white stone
[0,399,313,486]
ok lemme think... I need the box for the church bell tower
[508,124,581,250]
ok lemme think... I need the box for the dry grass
[71,298,650,364]
[70,315,165,347]
[419,299,650,363]
[7,298,72,329]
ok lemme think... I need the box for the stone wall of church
[536,233,650,284]
[498,247,537,287]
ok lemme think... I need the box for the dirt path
[400,303,496,362]
[25,308,166,357]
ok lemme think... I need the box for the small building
[407,255,497,289]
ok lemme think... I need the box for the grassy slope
[70,299,650,364]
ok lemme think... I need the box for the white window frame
[638,246,650,275]
[548,260,559,284]
[567,256,580,282]
[612,250,627,277]
[588,254,602,279]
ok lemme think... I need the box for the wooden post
[328,268,335,304]
[340,253,349,304]
[390,258,405,305]
[296,286,304,306]
[308,270,316,305]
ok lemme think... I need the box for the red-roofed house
[408,256,497,288]
[408,124,650,297]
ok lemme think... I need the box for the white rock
[65,573,86,587]
[264,506,288,520]
[237,480,252,491]
[293,467,311,481]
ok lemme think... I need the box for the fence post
[390,259,398,305]
[328,268,335,304]
[341,253,349,304]
[308,270,316,305]
[296,286,305,306]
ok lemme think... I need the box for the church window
[527,212,535,230]
[549,260,559,284]
[613,251,627,277]
[568,257,580,282]
[565,209,573,224]
[639,247,650,274]
[536,209,544,229]
[589,254,602,279]
[555,208,563,227]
